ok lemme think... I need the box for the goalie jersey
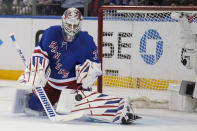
[33,25,100,89]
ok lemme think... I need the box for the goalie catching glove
[18,56,50,88]
[75,59,102,89]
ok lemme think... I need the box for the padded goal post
[97,6,197,107]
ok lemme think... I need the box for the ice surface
[0,80,197,131]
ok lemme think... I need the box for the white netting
[99,6,197,108]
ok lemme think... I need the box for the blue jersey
[33,25,100,89]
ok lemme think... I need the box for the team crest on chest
[49,41,70,78]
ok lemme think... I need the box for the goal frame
[97,5,197,93]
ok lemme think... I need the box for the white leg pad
[56,89,129,123]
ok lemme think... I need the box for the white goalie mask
[62,8,83,42]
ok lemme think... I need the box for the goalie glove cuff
[75,59,102,89]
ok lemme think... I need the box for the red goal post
[97,6,197,96]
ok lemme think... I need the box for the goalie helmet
[62,8,83,42]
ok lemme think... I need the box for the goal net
[97,6,197,109]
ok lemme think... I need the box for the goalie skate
[121,97,142,124]
[121,113,142,124]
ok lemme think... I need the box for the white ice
[0,80,197,131]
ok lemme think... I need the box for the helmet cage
[62,8,82,42]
